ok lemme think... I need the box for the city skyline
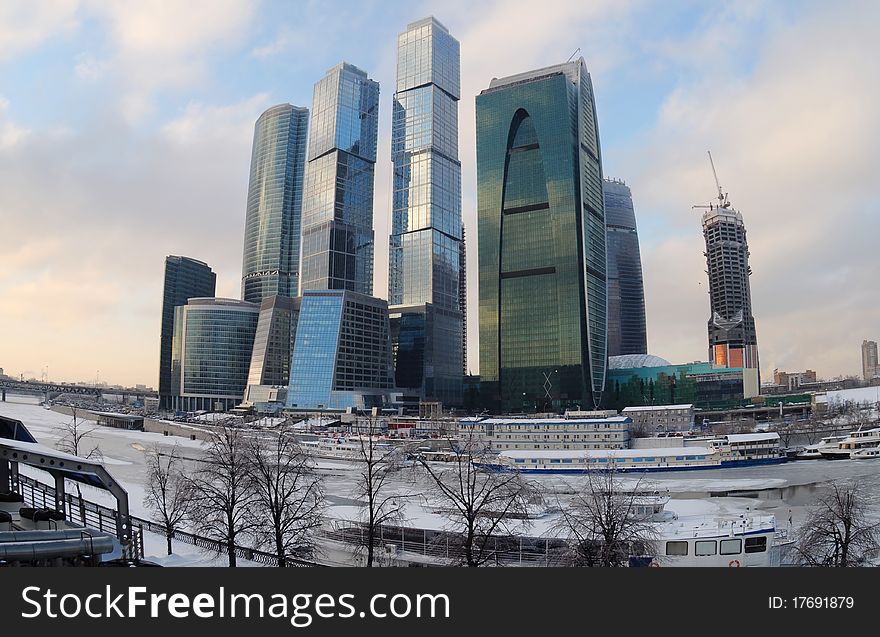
[1,1,879,386]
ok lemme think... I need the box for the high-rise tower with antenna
[694,152,759,383]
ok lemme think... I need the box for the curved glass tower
[241,104,309,304]
[476,58,607,412]
[170,298,260,412]
[604,178,648,356]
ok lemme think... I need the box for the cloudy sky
[1,0,878,387]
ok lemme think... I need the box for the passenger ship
[819,427,880,459]
[298,436,396,461]
[649,501,783,567]
[479,433,784,473]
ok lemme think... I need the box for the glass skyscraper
[241,104,310,304]
[299,63,379,295]
[246,295,301,389]
[604,178,648,356]
[159,256,216,410]
[387,17,463,405]
[170,298,260,412]
[476,58,608,413]
[286,290,394,410]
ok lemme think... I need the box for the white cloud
[619,2,880,378]
[161,93,272,146]
[83,0,257,122]
[0,0,80,62]
[0,97,30,151]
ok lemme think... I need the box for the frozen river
[4,396,880,564]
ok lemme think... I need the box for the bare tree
[550,463,659,567]
[418,431,536,567]
[56,407,103,460]
[795,480,880,567]
[353,415,411,567]
[187,427,256,567]
[143,445,193,555]
[246,425,324,566]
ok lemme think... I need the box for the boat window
[745,537,767,553]
[665,541,688,556]
[695,540,717,556]
[720,539,742,555]
[514,459,524,463]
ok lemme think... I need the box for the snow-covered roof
[500,447,714,460]
[723,432,780,443]
[464,416,631,426]
[622,404,693,412]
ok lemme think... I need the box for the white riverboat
[478,432,785,473]
[298,436,396,461]
[851,446,880,460]
[819,427,880,459]
[794,434,848,459]
[651,508,783,567]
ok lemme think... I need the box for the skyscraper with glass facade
[286,290,394,410]
[604,178,648,357]
[299,63,379,295]
[241,104,309,304]
[170,298,260,412]
[159,256,216,410]
[387,17,463,405]
[246,295,301,389]
[476,58,608,413]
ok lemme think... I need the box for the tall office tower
[862,340,878,381]
[299,63,379,295]
[241,104,309,304]
[286,290,394,410]
[387,17,463,405]
[460,224,467,375]
[476,58,608,413]
[699,156,759,379]
[170,298,259,412]
[159,256,216,410]
[245,295,301,397]
[603,178,648,357]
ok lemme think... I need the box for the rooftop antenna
[567,47,581,63]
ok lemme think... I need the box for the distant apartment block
[772,368,817,392]
[862,340,878,381]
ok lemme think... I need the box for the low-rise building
[622,404,695,433]
[459,415,632,451]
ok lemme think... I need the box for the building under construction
[697,153,760,387]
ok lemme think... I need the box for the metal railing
[15,474,323,567]
[323,519,566,565]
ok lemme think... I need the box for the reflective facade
[170,298,259,412]
[476,59,607,413]
[702,201,759,375]
[299,63,379,295]
[388,17,463,405]
[241,104,309,304]
[286,290,394,410]
[604,178,648,356]
[246,295,301,389]
[159,256,216,409]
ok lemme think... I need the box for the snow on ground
[6,397,880,564]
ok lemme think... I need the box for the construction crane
[692,150,731,212]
